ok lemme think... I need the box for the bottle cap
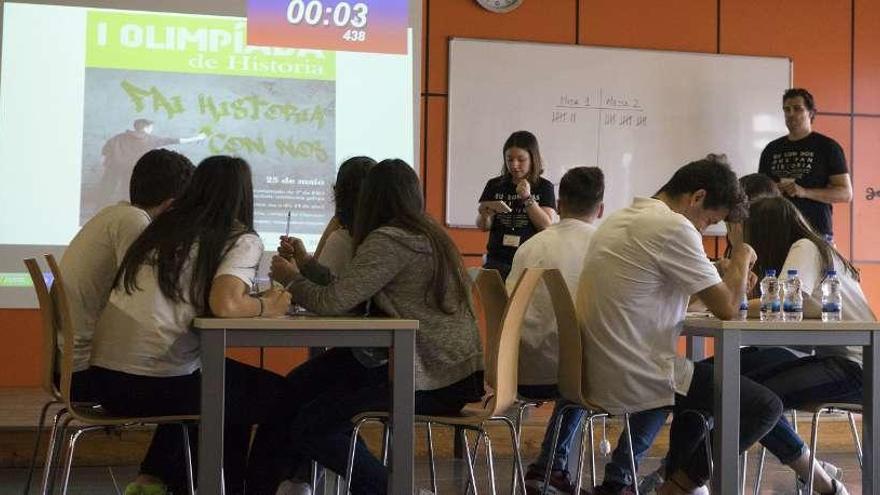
[766,269,777,277]
[787,269,798,275]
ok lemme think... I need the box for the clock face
[476,0,524,14]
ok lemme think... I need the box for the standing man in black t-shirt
[758,88,852,236]
[476,130,556,279]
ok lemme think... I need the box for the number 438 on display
[342,29,366,41]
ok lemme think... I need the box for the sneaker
[123,483,167,495]
[524,466,575,494]
[639,467,664,493]
[797,459,844,492]
[581,483,635,495]
[275,479,313,495]
[635,469,708,495]
[829,479,850,495]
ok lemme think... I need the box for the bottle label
[761,301,781,312]
[822,302,841,313]
[783,302,802,312]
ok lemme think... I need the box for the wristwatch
[522,196,536,208]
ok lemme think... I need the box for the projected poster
[0,2,415,306]
[80,11,337,234]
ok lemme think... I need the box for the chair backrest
[43,254,78,407]
[489,267,547,415]
[547,269,586,405]
[472,268,508,386]
[23,258,61,400]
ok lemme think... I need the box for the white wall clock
[476,0,525,14]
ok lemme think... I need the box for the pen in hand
[285,210,291,237]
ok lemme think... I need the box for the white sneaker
[820,460,843,483]
[275,480,312,495]
[797,459,844,493]
[826,479,850,495]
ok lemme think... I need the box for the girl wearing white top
[275,155,375,282]
[89,156,292,495]
[743,196,876,495]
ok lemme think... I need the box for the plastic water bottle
[759,269,781,322]
[738,286,749,321]
[821,270,842,322]
[782,269,803,322]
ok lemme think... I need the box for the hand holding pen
[269,254,299,289]
[278,235,310,268]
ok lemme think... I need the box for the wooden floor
[0,452,866,494]
[0,387,867,493]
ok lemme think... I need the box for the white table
[193,316,418,494]
[683,317,880,494]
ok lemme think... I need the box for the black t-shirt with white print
[758,132,848,236]
[479,175,556,269]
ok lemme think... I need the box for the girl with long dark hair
[476,130,556,279]
[265,159,484,495]
[743,196,875,495]
[272,156,376,286]
[89,156,293,495]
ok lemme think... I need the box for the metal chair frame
[26,256,199,495]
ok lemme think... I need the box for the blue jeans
[668,362,782,485]
[519,385,586,474]
[603,409,670,487]
[747,355,863,464]
[599,347,800,488]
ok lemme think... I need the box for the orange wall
[2,0,879,386]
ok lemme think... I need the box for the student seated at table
[741,196,877,495]
[272,155,375,286]
[60,149,194,402]
[312,156,376,270]
[268,157,376,493]
[89,156,293,495]
[265,159,485,495]
[504,166,605,493]
[739,172,780,202]
[577,157,783,495]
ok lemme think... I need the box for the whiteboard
[446,38,791,231]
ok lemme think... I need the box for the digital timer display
[247,0,408,54]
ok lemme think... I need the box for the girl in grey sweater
[259,159,484,495]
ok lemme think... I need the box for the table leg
[712,329,740,494]
[863,333,880,495]
[389,329,415,494]
[199,330,227,495]
[686,335,706,361]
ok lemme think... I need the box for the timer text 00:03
[286,1,368,28]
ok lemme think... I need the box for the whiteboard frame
[445,37,793,232]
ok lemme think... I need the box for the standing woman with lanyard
[476,130,556,279]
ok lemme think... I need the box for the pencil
[285,210,291,236]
